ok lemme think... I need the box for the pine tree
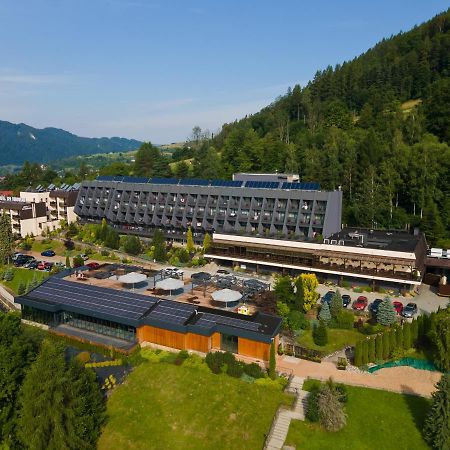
[368,337,376,363]
[202,233,212,253]
[403,322,412,349]
[186,227,195,254]
[383,331,391,360]
[411,319,419,346]
[375,334,383,361]
[17,282,26,296]
[313,321,328,346]
[361,340,369,366]
[423,374,450,450]
[319,302,332,324]
[377,298,397,326]
[29,274,39,291]
[396,326,404,350]
[389,327,397,354]
[330,289,343,319]
[65,255,71,268]
[269,342,276,380]
[354,341,362,366]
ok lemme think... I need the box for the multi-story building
[74,175,342,242]
[0,184,79,237]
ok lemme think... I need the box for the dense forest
[1,10,449,246]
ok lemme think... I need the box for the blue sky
[0,0,448,143]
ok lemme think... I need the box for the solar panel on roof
[179,178,210,186]
[210,179,243,187]
[244,181,280,189]
[196,312,261,332]
[150,177,178,185]
[281,182,320,190]
[96,175,116,181]
[113,176,125,182]
[122,176,150,184]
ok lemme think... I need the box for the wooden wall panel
[137,325,186,350]
[238,337,270,361]
[185,333,210,353]
[211,332,221,349]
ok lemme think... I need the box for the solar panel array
[282,182,320,190]
[244,181,280,189]
[179,178,209,186]
[95,176,321,192]
[28,278,157,324]
[210,180,243,187]
[147,301,196,325]
[195,312,261,332]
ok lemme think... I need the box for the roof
[327,228,424,253]
[17,277,282,342]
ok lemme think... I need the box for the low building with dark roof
[16,276,281,360]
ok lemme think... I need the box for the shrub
[306,387,320,422]
[368,337,376,363]
[318,302,331,324]
[72,255,84,268]
[227,361,244,378]
[100,249,110,257]
[243,362,264,379]
[331,309,354,329]
[269,342,276,380]
[313,321,328,346]
[288,310,310,331]
[76,351,91,364]
[317,384,347,431]
[205,352,224,374]
[17,282,27,295]
[330,290,343,319]
[3,269,14,281]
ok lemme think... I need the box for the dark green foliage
[331,309,355,329]
[306,386,320,422]
[65,255,71,268]
[104,227,120,249]
[403,322,412,350]
[152,229,167,262]
[377,298,397,326]
[243,362,264,379]
[330,290,343,319]
[429,308,450,372]
[274,276,294,306]
[361,340,369,366]
[174,350,189,365]
[354,341,362,367]
[3,268,14,281]
[288,310,309,331]
[318,302,332,324]
[423,374,450,450]
[423,78,450,144]
[389,327,397,354]
[375,334,383,361]
[122,235,142,255]
[382,331,391,360]
[293,276,305,311]
[205,351,223,374]
[73,255,84,268]
[313,321,328,347]
[226,360,244,378]
[17,282,26,296]
[396,326,404,350]
[134,142,169,177]
[269,342,276,380]
[17,340,105,450]
[368,337,376,363]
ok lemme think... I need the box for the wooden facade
[137,325,274,361]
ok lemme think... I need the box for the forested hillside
[201,9,450,246]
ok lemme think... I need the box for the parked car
[402,303,418,318]
[369,298,383,314]
[393,300,404,315]
[44,262,54,271]
[12,252,24,261]
[80,254,89,261]
[86,262,100,271]
[23,257,38,268]
[37,261,46,270]
[342,294,351,308]
[217,269,230,275]
[14,255,35,266]
[40,249,55,257]
[352,296,368,311]
[321,290,335,305]
[26,260,40,269]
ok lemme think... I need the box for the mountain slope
[0,120,142,165]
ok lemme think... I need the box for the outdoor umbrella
[211,288,242,308]
[118,272,147,290]
[155,277,184,295]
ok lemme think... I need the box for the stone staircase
[264,376,309,450]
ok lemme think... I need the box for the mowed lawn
[297,328,364,354]
[286,382,431,450]
[99,362,292,450]
[2,267,48,294]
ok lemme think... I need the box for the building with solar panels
[16,276,282,360]
[74,173,342,241]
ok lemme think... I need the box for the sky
[0,1,448,143]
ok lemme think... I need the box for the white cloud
[0,73,71,85]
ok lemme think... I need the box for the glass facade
[22,305,136,342]
[220,333,238,353]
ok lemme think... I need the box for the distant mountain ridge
[0,120,142,165]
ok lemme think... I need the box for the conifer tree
[0,213,14,265]
[202,233,212,253]
[383,331,391,360]
[411,319,419,346]
[354,341,362,366]
[396,326,404,350]
[186,227,195,253]
[368,337,376,363]
[313,321,328,346]
[17,282,26,296]
[403,322,412,349]
[377,298,397,326]
[423,374,450,450]
[389,328,397,354]
[361,340,369,366]
[330,289,343,319]
[65,255,71,268]
[269,342,276,380]
[319,302,332,324]
[375,334,383,361]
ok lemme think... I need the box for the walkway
[277,355,440,398]
[265,376,309,450]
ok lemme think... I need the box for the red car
[86,262,100,271]
[37,261,46,270]
[393,300,403,315]
[352,296,368,311]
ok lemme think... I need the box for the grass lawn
[297,328,364,354]
[286,382,430,450]
[2,267,48,294]
[98,361,292,450]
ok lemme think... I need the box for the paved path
[277,355,440,398]
[265,376,309,450]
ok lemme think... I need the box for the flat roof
[327,228,423,253]
[17,277,281,342]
